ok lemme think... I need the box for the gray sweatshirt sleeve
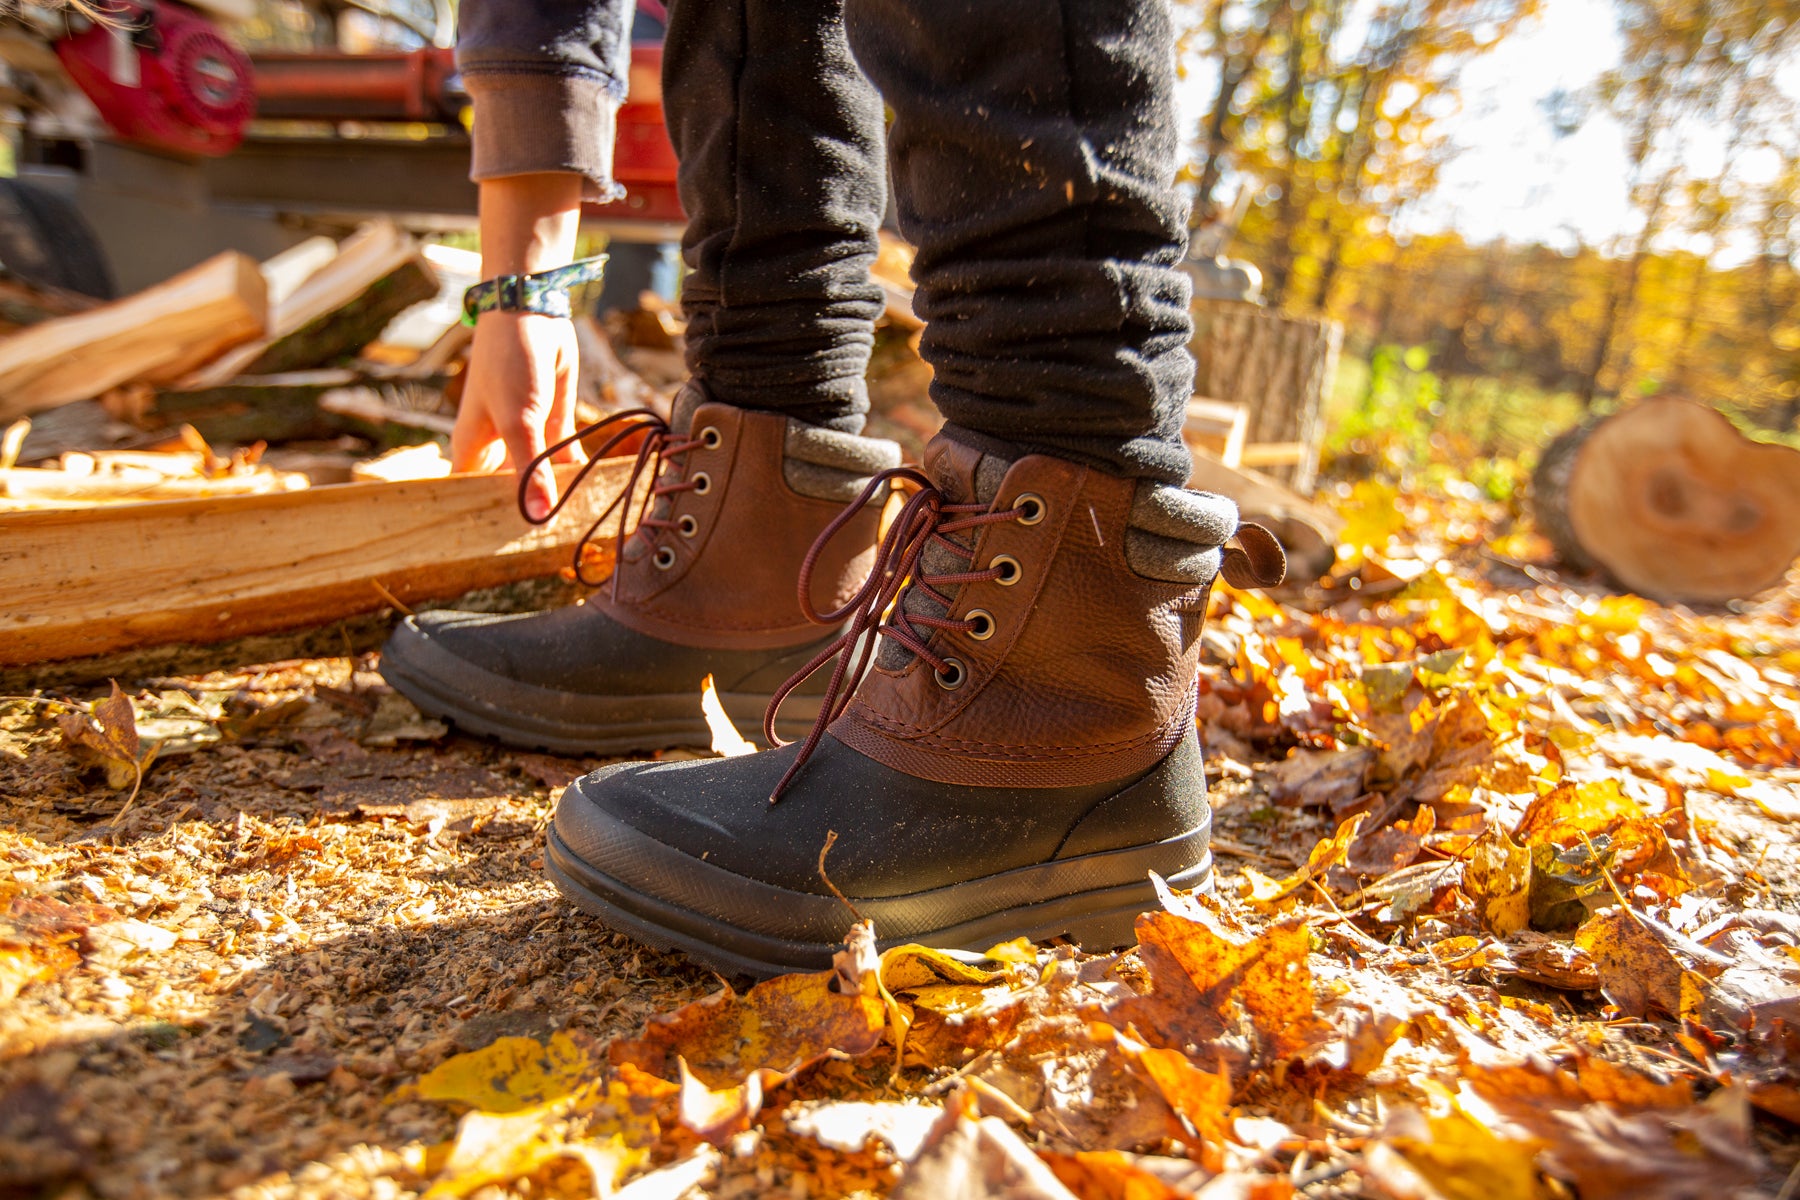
[455,0,634,199]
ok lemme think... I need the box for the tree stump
[1189,299,1342,492]
[1529,397,1800,604]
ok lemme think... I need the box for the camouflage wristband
[461,254,609,326]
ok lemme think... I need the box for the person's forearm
[478,173,585,278]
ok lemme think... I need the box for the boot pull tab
[1220,522,1287,590]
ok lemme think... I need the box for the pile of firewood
[0,219,473,505]
[0,223,908,681]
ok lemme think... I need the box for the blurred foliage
[1179,0,1800,440]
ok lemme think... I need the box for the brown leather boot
[379,383,901,754]
[544,431,1284,976]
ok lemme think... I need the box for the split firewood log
[1529,396,1800,604]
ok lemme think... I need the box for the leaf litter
[0,481,1797,1197]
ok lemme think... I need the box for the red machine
[46,0,681,223]
[6,1,681,297]
[54,0,256,157]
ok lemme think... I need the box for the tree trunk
[1189,298,1342,492]
[1529,396,1800,603]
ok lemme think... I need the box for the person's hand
[452,310,584,521]
[455,170,586,521]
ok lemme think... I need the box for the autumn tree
[1184,0,1539,312]
[1572,0,1800,409]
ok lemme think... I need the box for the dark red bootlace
[763,466,1035,802]
[518,408,710,588]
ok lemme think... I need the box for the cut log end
[1530,397,1800,605]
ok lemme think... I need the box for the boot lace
[764,466,1035,801]
[519,408,711,588]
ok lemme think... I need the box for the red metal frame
[249,43,684,225]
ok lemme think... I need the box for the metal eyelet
[1015,493,1046,525]
[652,546,676,570]
[700,426,722,449]
[936,657,967,690]
[691,471,712,495]
[990,554,1022,586]
[677,514,699,538]
[965,609,995,641]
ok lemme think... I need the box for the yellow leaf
[407,1032,600,1113]
[876,943,1005,1074]
[1247,814,1366,905]
[983,938,1040,964]
[1705,768,1751,794]
[1463,833,1530,937]
[699,673,756,758]
[1380,1107,1550,1200]
[423,1106,641,1200]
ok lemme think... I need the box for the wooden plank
[1189,299,1342,491]
[0,460,633,666]
[1187,448,1342,583]
[184,221,438,387]
[1,576,577,692]
[1183,397,1249,469]
[0,252,267,419]
[1237,441,1305,468]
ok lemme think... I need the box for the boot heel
[1053,866,1217,953]
[1060,907,1145,953]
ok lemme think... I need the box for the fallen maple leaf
[1514,779,1644,847]
[424,1110,641,1200]
[1244,813,1365,904]
[1574,909,1704,1020]
[1117,899,1323,1058]
[1460,1056,1761,1200]
[609,950,885,1134]
[676,1056,760,1146]
[1463,833,1531,937]
[1364,1105,1549,1200]
[1039,1149,1210,1200]
[56,682,155,811]
[1091,1023,1233,1170]
[405,1032,601,1112]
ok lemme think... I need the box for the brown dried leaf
[1463,1057,1758,1200]
[608,961,884,1095]
[1267,747,1372,810]
[1346,806,1434,877]
[1119,901,1323,1057]
[1093,1024,1232,1170]
[55,682,149,792]
[892,1089,1077,1200]
[1039,1150,1205,1200]
[1574,909,1703,1020]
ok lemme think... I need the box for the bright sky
[1404,0,1635,250]
[1177,0,1670,252]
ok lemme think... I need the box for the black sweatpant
[661,0,1196,484]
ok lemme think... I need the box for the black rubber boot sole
[544,746,1213,978]
[380,622,821,756]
